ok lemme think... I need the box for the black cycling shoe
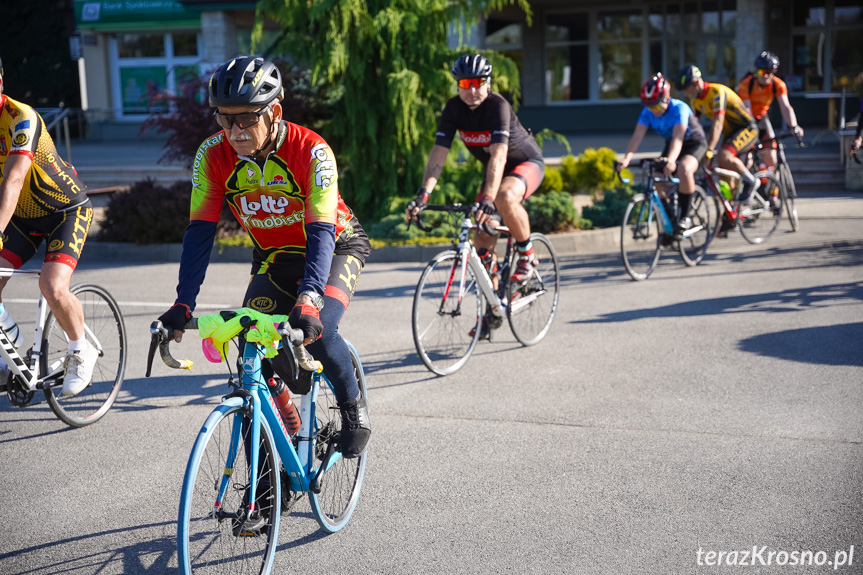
[338,396,371,458]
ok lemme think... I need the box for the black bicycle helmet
[754,50,779,71]
[208,56,283,108]
[451,54,493,80]
[676,64,702,90]
[641,73,670,106]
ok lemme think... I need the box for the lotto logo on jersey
[240,193,294,215]
[459,130,491,146]
[310,143,335,188]
[237,192,304,231]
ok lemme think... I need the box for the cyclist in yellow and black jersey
[677,65,761,205]
[0,56,97,397]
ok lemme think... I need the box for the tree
[255,0,530,222]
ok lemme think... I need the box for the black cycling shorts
[1,200,93,269]
[662,139,709,167]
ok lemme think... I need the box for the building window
[789,0,863,91]
[112,32,201,116]
[544,1,737,104]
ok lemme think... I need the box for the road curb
[80,227,624,265]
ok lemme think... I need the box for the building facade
[73,0,862,138]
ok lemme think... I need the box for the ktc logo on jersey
[310,143,335,188]
[459,130,491,146]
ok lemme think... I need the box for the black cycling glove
[406,188,429,214]
[476,196,496,218]
[158,303,191,334]
[289,302,323,343]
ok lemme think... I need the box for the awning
[74,0,200,29]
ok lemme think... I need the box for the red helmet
[641,73,670,106]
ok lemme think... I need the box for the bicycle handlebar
[412,203,503,236]
[145,312,318,378]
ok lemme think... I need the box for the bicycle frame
[0,269,67,391]
[625,161,705,239]
[701,162,744,225]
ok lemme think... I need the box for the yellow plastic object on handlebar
[198,308,290,361]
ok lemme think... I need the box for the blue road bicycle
[147,309,367,574]
[617,159,717,281]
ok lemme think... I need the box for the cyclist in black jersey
[407,54,545,321]
[0,56,97,397]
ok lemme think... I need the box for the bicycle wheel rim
[507,233,559,346]
[309,341,367,533]
[178,401,280,575]
[678,186,714,267]
[739,172,782,244]
[43,284,127,427]
[621,195,662,281]
[779,163,799,231]
[412,251,482,375]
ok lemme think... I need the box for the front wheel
[507,233,559,346]
[621,194,662,281]
[678,185,717,267]
[309,341,367,533]
[412,250,482,375]
[778,162,799,232]
[739,171,783,244]
[43,284,127,427]
[178,399,281,574]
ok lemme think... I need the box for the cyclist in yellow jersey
[0,56,97,396]
[677,65,761,205]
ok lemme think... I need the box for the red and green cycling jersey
[190,121,363,270]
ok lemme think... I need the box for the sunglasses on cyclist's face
[648,102,665,112]
[756,69,774,77]
[457,78,487,90]
[213,106,271,130]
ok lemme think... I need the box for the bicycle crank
[6,374,35,407]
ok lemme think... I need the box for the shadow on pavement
[740,322,863,367]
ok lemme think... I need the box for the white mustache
[231,133,252,142]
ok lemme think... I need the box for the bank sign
[75,0,193,24]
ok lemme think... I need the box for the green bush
[99,179,239,244]
[537,165,563,194]
[526,190,577,234]
[580,185,638,229]
[564,147,620,198]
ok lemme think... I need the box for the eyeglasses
[756,69,774,77]
[213,106,271,130]
[648,102,665,112]
[457,78,487,90]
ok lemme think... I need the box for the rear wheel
[778,162,799,232]
[412,251,482,375]
[309,341,367,532]
[678,185,716,267]
[43,284,127,427]
[739,171,782,244]
[621,194,662,281]
[506,233,559,346]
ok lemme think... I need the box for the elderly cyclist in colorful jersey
[619,73,708,233]
[0,56,97,396]
[736,51,804,174]
[677,65,760,207]
[157,57,372,457]
[406,54,544,335]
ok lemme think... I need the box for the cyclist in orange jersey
[0,56,98,396]
[736,51,804,172]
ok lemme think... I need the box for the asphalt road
[1,197,862,574]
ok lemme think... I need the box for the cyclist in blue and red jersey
[0,56,98,396]
[158,57,371,458]
[406,54,544,337]
[618,73,708,232]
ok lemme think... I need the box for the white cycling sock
[68,338,87,352]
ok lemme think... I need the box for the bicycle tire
[739,171,783,244]
[621,194,663,281]
[178,398,281,575]
[506,233,559,346]
[43,284,127,427]
[412,250,482,376]
[778,162,799,232]
[309,341,367,533]
[678,185,716,267]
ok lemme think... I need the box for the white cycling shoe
[62,342,99,397]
